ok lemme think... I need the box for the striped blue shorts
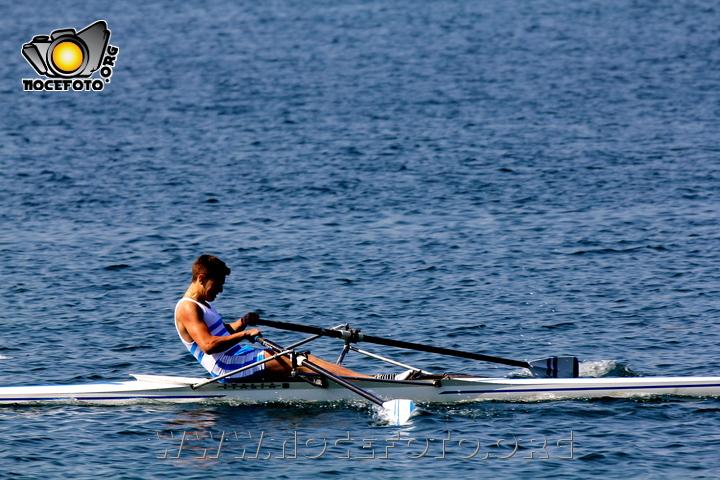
[213,346,269,382]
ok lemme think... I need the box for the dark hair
[192,255,231,281]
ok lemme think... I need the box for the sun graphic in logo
[51,41,84,73]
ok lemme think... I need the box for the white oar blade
[381,399,415,425]
[528,356,579,378]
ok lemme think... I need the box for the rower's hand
[242,312,259,326]
[244,328,261,342]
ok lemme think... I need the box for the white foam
[579,360,618,377]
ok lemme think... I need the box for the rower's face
[205,276,225,301]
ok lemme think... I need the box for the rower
[175,255,370,382]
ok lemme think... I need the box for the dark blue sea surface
[2,0,720,478]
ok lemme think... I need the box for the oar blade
[528,356,579,378]
[381,399,415,426]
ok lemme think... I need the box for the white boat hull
[2,374,720,404]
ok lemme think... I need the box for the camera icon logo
[22,20,110,78]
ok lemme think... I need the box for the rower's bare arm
[176,302,259,354]
[224,320,243,334]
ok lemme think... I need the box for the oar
[254,319,579,378]
[256,337,415,426]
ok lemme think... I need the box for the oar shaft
[360,333,529,369]
[254,319,530,369]
[257,337,385,407]
[297,359,385,407]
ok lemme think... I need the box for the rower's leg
[260,351,371,378]
[302,354,372,378]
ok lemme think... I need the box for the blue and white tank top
[174,297,257,377]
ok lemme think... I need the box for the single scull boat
[2,320,719,424]
[3,373,720,404]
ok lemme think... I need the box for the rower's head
[192,254,231,281]
[192,255,231,301]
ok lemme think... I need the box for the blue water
[2,0,720,478]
